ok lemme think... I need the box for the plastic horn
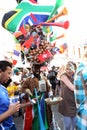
[39,20,69,29]
[56,33,65,39]
[48,0,64,19]
[55,21,69,29]
[47,7,68,23]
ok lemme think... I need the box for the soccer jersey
[74,63,87,130]
[0,84,13,130]
[7,85,18,97]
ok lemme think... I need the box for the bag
[48,71,56,79]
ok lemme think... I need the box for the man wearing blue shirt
[0,60,21,130]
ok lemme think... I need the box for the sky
[65,0,87,44]
[0,0,17,58]
[36,0,87,45]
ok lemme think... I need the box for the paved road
[13,104,64,130]
[51,104,64,130]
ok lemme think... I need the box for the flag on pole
[34,88,46,130]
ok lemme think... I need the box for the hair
[32,63,43,69]
[83,50,87,58]
[66,61,77,72]
[32,64,41,70]
[13,68,20,74]
[0,60,12,72]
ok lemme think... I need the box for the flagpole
[34,88,46,130]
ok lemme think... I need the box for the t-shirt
[7,85,18,97]
[58,73,76,117]
[0,84,13,130]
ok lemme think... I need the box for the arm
[60,75,75,91]
[0,102,20,123]
[21,101,33,108]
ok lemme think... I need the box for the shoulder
[75,64,87,80]
[60,73,67,78]
[82,67,87,80]
[22,77,31,86]
[60,73,71,83]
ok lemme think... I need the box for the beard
[34,72,40,79]
[1,78,12,88]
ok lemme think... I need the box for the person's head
[82,50,87,66]
[0,60,12,84]
[23,68,29,75]
[32,64,41,79]
[13,68,20,75]
[52,66,55,70]
[66,61,77,77]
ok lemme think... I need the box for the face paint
[66,63,75,73]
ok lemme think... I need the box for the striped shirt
[74,63,87,130]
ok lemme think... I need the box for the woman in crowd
[58,61,77,130]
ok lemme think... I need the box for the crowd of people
[0,50,87,130]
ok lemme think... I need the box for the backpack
[48,71,56,79]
